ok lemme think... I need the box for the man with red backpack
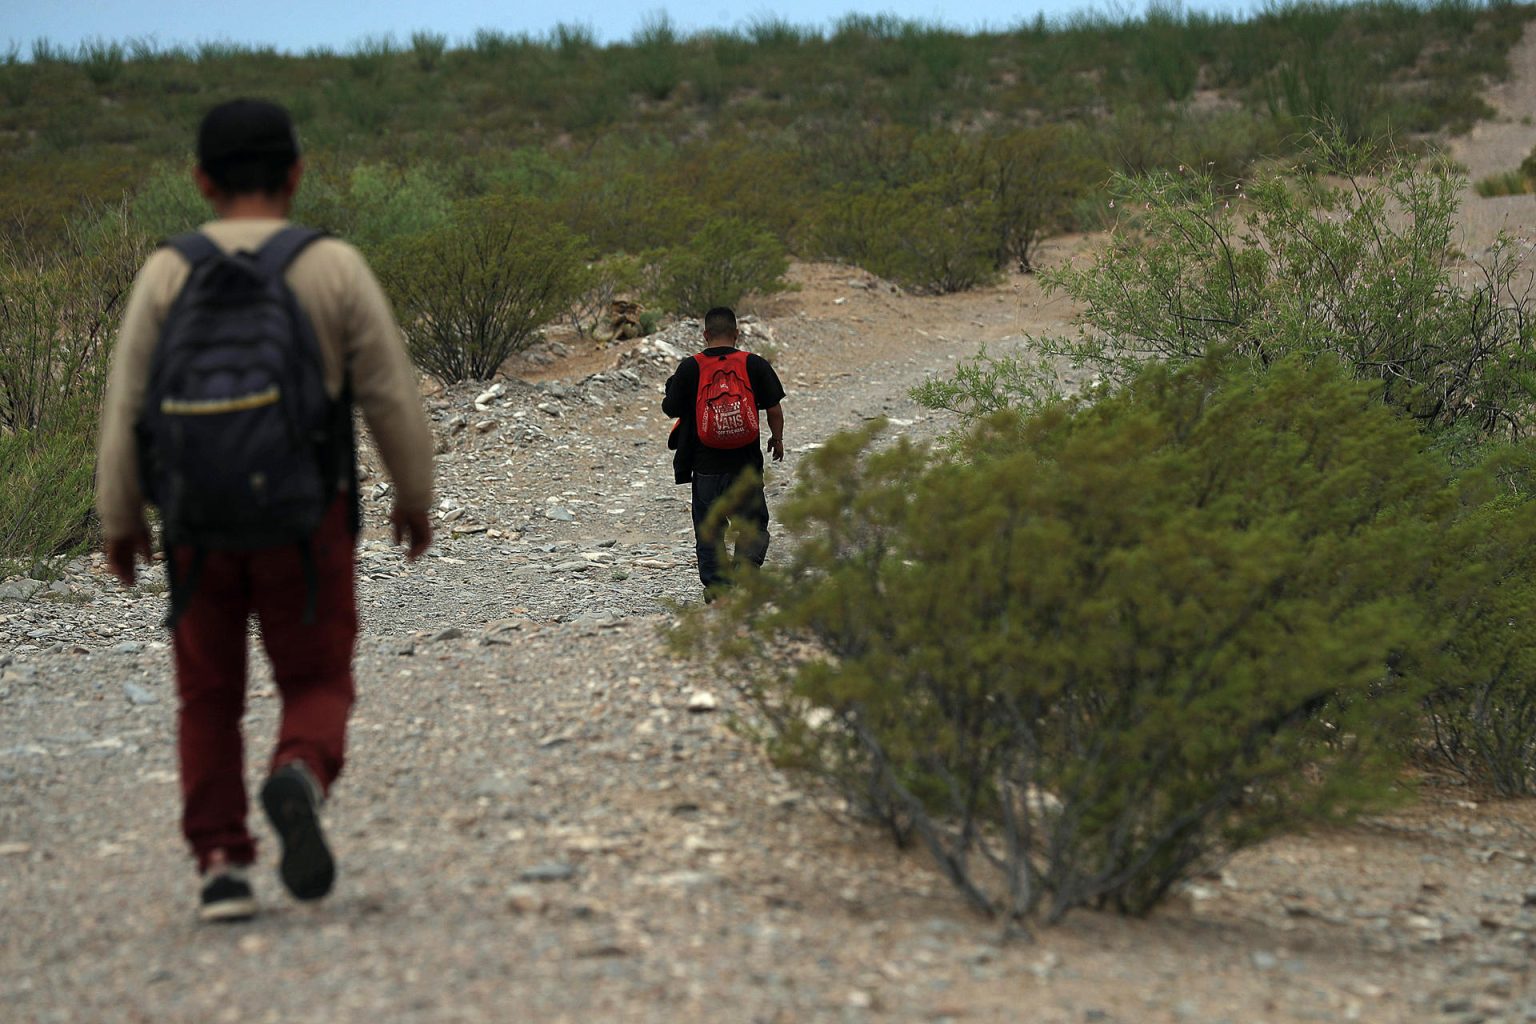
[95,99,435,922]
[663,307,786,597]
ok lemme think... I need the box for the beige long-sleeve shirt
[95,218,434,541]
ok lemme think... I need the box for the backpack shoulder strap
[253,226,328,279]
[162,232,222,267]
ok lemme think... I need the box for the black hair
[703,307,738,337]
[196,99,300,197]
[200,155,295,197]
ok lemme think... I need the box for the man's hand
[105,524,154,588]
[765,404,785,462]
[390,506,433,562]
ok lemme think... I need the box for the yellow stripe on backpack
[161,386,281,415]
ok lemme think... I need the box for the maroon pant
[172,498,357,871]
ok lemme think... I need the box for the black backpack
[135,227,353,627]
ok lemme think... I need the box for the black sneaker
[199,866,256,923]
[260,761,335,901]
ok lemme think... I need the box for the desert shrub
[911,343,1070,425]
[0,204,147,434]
[79,39,125,88]
[1261,57,1379,143]
[812,182,997,294]
[130,163,206,239]
[1420,444,1536,795]
[626,12,684,101]
[0,397,100,572]
[982,127,1102,272]
[551,22,599,59]
[343,162,453,253]
[682,355,1453,923]
[660,137,815,247]
[288,163,355,237]
[1017,131,1536,443]
[472,29,512,60]
[348,35,397,80]
[652,217,789,315]
[1520,143,1536,186]
[0,203,150,567]
[0,57,32,107]
[409,31,448,72]
[565,254,645,337]
[553,163,702,256]
[1474,170,1531,198]
[376,195,591,383]
[1135,10,1199,102]
[325,78,391,135]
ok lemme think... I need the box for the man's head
[703,307,739,345]
[196,99,301,199]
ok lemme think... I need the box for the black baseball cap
[196,99,300,167]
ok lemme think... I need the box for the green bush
[1420,444,1536,795]
[681,355,1454,923]
[626,13,684,101]
[653,217,789,315]
[553,164,702,256]
[1520,143,1536,186]
[0,204,147,434]
[565,254,645,337]
[79,39,126,88]
[0,203,150,567]
[348,35,397,80]
[0,399,100,573]
[342,162,453,254]
[409,31,448,72]
[812,182,997,294]
[130,163,206,239]
[1016,131,1536,444]
[1473,170,1531,198]
[982,127,1102,272]
[376,195,591,383]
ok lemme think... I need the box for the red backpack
[693,350,759,449]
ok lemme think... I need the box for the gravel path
[11,41,1536,1016]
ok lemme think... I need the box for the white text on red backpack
[693,351,759,449]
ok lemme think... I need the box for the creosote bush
[682,355,1467,924]
[1419,445,1536,795]
[0,204,150,569]
[377,195,590,383]
[654,217,789,315]
[913,127,1536,801]
[1041,133,1536,441]
[919,131,1536,448]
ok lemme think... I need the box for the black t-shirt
[664,347,786,477]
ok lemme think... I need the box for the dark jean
[691,470,770,590]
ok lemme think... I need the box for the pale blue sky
[3,0,1256,55]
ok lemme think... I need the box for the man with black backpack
[95,99,435,922]
[663,307,785,598]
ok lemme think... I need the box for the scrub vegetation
[7,3,1536,922]
[685,127,1536,923]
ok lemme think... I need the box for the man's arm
[97,250,182,585]
[765,404,784,462]
[662,359,693,418]
[341,248,435,560]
